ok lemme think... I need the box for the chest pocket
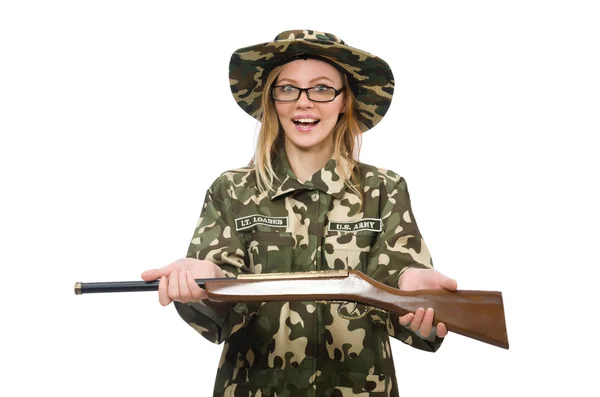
[241,231,295,274]
[323,232,374,272]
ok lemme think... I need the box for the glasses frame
[271,84,345,103]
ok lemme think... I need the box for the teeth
[294,118,318,123]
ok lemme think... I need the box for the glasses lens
[308,87,335,102]
[273,86,299,101]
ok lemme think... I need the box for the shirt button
[311,192,319,201]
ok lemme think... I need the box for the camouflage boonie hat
[229,29,395,133]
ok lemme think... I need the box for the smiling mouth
[292,118,320,126]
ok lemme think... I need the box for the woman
[142,30,457,397]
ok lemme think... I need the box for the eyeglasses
[271,84,345,103]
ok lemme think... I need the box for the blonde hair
[252,64,363,200]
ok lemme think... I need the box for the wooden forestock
[205,270,509,349]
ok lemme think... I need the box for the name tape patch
[235,214,289,231]
[328,218,382,233]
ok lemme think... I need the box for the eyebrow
[277,76,336,85]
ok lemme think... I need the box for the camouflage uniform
[175,151,443,396]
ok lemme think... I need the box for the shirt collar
[269,150,349,200]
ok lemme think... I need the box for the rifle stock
[205,270,509,349]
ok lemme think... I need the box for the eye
[280,85,297,93]
[312,85,331,92]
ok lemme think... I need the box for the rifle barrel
[73,278,231,295]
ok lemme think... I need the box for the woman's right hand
[141,258,225,306]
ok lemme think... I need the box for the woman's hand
[141,258,225,306]
[397,268,458,339]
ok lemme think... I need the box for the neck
[285,143,334,183]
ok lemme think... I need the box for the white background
[1,1,599,396]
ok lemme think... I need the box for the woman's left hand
[397,268,458,339]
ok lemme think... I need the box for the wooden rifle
[74,269,509,349]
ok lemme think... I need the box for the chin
[291,139,331,153]
[285,127,332,149]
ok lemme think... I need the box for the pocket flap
[232,368,281,388]
[332,371,389,393]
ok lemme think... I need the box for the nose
[295,89,314,108]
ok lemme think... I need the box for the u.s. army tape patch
[235,214,289,231]
[328,218,383,232]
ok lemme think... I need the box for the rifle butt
[388,289,509,349]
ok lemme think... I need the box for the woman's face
[274,59,345,155]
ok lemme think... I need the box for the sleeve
[364,174,444,352]
[173,178,260,345]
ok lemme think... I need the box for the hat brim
[229,38,394,133]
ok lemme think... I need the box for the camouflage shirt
[175,151,443,396]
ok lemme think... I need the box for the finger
[141,269,160,281]
[158,276,172,306]
[141,264,176,281]
[410,307,425,332]
[187,270,207,301]
[399,312,414,326]
[442,275,458,291]
[436,322,448,338]
[419,308,435,338]
[178,269,191,303]
[168,270,181,302]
